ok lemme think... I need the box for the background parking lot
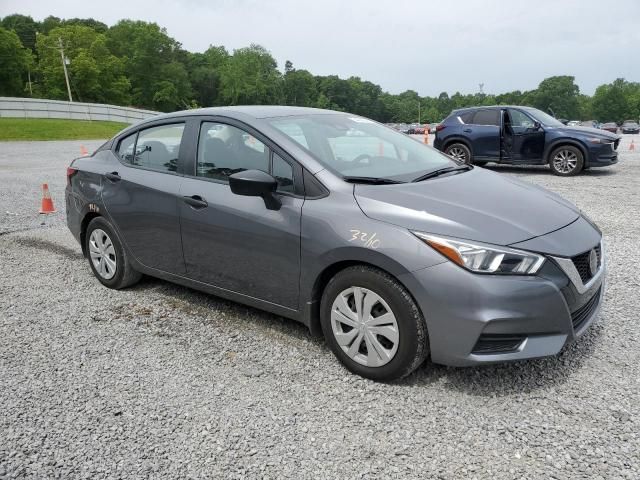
[1,137,639,478]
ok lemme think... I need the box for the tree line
[1,13,639,124]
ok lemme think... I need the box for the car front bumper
[399,242,605,367]
[586,143,619,167]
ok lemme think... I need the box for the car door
[505,108,545,162]
[101,121,187,274]
[466,109,501,160]
[178,119,303,309]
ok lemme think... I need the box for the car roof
[113,105,346,140]
[116,105,345,137]
[451,105,539,114]
[146,105,339,122]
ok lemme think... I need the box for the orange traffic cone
[630,140,635,151]
[80,145,89,156]
[424,125,430,145]
[39,183,56,214]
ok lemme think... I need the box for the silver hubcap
[89,229,117,280]
[330,287,399,367]
[553,149,578,173]
[448,147,467,162]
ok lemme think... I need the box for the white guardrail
[0,97,159,124]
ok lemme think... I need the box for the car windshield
[524,108,565,127]
[267,114,456,182]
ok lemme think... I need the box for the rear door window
[134,124,185,173]
[472,110,500,126]
[117,133,137,164]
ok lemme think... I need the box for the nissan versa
[66,106,605,381]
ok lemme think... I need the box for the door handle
[105,172,121,182]
[183,195,208,209]
[463,128,472,133]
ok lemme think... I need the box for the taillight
[67,166,78,186]
[435,124,446,132]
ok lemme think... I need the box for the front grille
[614,139,619,150]
[571,287,601,331]
[571,244,601,284]
[472,335,526,354]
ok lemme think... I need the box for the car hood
[354,167,580,246]
[550,125,619,140]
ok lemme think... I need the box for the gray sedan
[65,106,605,381]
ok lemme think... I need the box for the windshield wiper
[342,176,404,185]
[412,165,472,182]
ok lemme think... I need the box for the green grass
[0,118,128,141]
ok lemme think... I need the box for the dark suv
[434,106,620,176]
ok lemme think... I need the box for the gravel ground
[1,137,639,479]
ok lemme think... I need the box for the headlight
[587,137,613,144]
[412,232,546,275]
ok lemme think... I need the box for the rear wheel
[548,145,584,176]
[85,217,141,289]
[445,143,472,164]
[320,265,429,381]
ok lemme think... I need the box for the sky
[2,0,639,97]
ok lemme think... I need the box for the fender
[299,243,445,335]
[543,138,588,165]
[441,136,475,157]
[300,247,422,336]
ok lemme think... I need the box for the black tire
[85,216,141,289]
[548,145,584,176]
[320,265,429,382]
[445,142,472,164]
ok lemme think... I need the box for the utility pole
[27,69,33,96]
[58,37,73,102]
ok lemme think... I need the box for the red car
[600,122,618,134]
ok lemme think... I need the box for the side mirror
[229,169,281,210]
[533,121,542,130]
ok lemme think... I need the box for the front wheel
[548,145,584,176]
[445,143,472,164]
[320,265,429,381]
